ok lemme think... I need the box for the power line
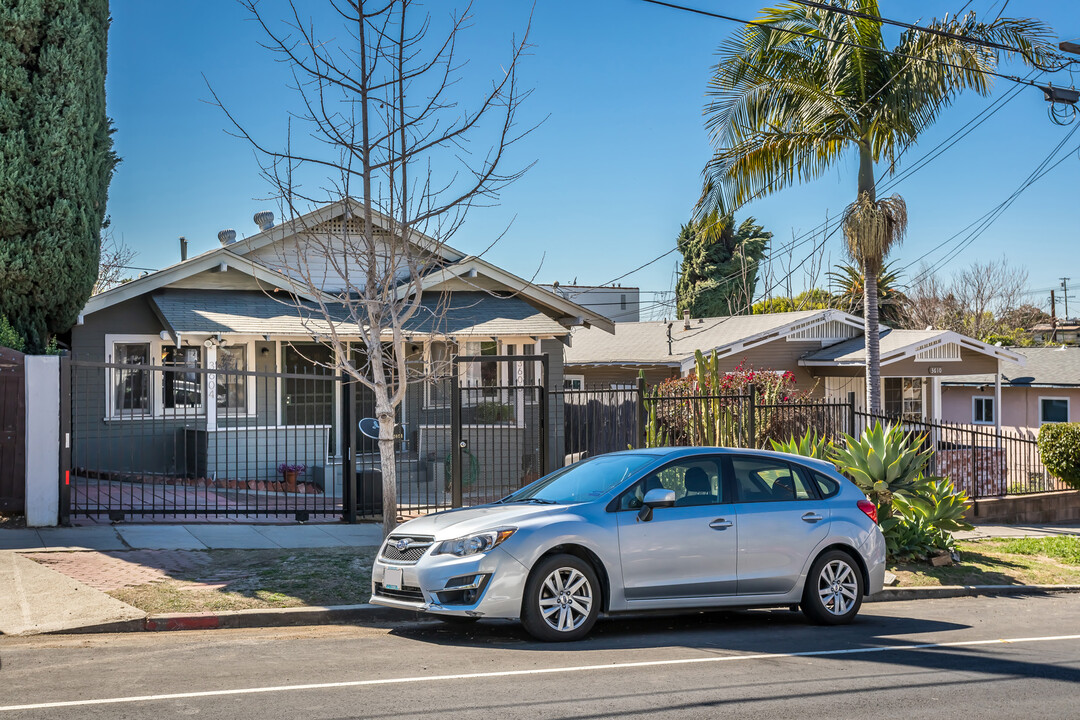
[637,0,1044,89]
[789,0,1072,70]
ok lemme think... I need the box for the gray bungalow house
[69,201,612,507]
[565,309,1025,428]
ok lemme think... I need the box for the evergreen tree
[0,0,116,351]
[675,211,770,318]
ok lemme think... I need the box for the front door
[616,456,737,601]
[727,455,830,595]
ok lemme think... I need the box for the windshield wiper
[504,497,557,504]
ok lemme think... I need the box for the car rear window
[810,470,841,498]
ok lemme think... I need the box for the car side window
[809,469,840,498]
[732,457,815,503]
[619,458,725,510]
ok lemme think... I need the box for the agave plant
[830,422,931,521]
[893,476,974,535]
[770,428,833,461]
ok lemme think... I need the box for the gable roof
[799,328,1026,366]
[149,290,568,338]
[227,198,467,263]
[565,309,861,367]
[81,249,333,317]
[940,346,1080,387]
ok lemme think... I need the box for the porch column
[994,359,1002,432]
[930,376,942,421]
[205,345,217,432]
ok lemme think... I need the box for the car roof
[604,446,837,472]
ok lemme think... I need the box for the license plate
[384,566,403,591]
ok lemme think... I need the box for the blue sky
[105,0,1080,318]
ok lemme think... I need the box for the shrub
[1038,423,1080,490]
[475,401,514,423]
[0,317,25,352]
[887,476,973,560]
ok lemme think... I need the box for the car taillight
[857,499,878,524]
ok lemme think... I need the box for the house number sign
[927,366,943,375]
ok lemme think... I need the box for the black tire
[521,553,600,642]
[801,549,864,626]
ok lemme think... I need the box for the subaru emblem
[395,539,410,552]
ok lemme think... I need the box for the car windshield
[500,454,656,505]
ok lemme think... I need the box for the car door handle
[802,512,824,523]
[709,519,733,530]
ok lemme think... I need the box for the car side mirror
[637,487,676,522]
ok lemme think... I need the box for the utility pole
[1050,290,1058,343]
[1062,278,1072,321]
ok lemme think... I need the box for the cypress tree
[675,211,771,318]
[0,0,116,352]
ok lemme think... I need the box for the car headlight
[433,528,516,557]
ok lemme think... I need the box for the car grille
[379,535,435,564]
[374,582,425,603]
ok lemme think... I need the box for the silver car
[369,447,885,641]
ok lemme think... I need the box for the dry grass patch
[108,547,377,614]
[892,537,1080,588]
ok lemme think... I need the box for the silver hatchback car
[370,447,885,641]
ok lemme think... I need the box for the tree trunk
[375,398,398,538]
[864,263,882,415]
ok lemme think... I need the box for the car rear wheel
[521,554,600,642]
[801,550,863,625]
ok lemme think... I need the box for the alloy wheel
[817,559,859,616]
[537,567,593,633]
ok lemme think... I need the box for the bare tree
[903,258,1032,341]
[213,0,532,536]
[93,231,137,295]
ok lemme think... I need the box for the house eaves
[81,249,334,318]
[799,329,1026,367]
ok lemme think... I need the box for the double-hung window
[114,343,151,413]
[162,347,202,410]
[216,345,248,410]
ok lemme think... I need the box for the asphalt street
[1,594,1078,719]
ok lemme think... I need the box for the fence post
[971,425,979,517]
[58,354,71,525]
[747,383,757,449]
[342,373,357,523]
[635,375,647,449]
[451,361,463,508]
[539,354,549,476]
[847,392,856,438]
[24,355,60,527]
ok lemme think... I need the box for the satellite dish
[358,418,380,440]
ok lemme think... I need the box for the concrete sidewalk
[0,522,383,552]
[0,523,385,637]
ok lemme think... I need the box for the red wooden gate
[0,346,26,512]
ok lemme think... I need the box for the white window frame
[104,334,258,419]
[564,374,585,391]
[212,341,258,417]
[972,395,995,426]
[423,339,455,409]
[1039,396,1070,424]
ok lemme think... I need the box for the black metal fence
[554,384,1056,502]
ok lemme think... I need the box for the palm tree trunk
[863,263,882,414]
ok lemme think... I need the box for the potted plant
[277,463,306,493]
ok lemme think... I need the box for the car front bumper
[369,545,530,618]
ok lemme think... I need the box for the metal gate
[448,354,548,507]
[0,346,26,512]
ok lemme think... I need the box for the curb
[866,584,1080,602]
[53,603,419,635]
[47,584,1080,635]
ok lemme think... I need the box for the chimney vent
[253,211,275,231]
[179,236,188,262]
[217,229,237,246]
[683,309,691,330]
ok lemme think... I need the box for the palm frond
[841,192,907,273]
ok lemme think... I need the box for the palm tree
[828,261,908,327]
[699,1,1053,412]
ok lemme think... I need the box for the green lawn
[891,537,1080,587]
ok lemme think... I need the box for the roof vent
[253,211,275,231]
[683,309,691,331]
[217,229,237,246]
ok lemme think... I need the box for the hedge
[1038,423,1080,490]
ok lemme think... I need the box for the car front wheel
[801,550,864,625]
[521,554,600,642]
